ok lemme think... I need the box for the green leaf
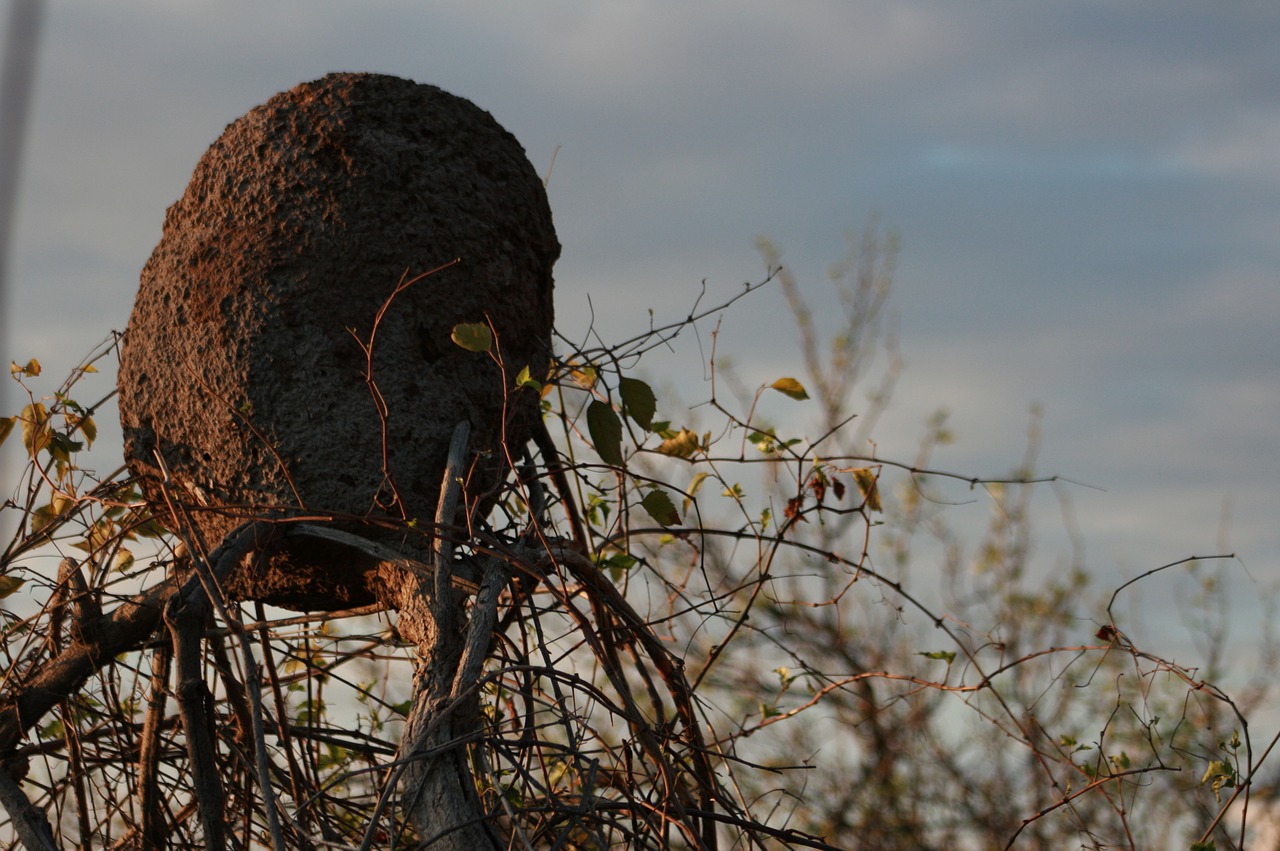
[0,576,26,599]
[640,489,681,527]
[514,364,542,392]
[748,428,778,453]
[585,494,613,527]
[619,377,657,430]
[128,510,169,539]
[587,400,624,467]
[451,322,493,352]
[769,377,809,401]
[594,551,638,581]
[48,432,83,464]
[595,552,637,572]
[917,650,956,663]
[1201,759,1237,802]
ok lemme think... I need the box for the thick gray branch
[0,767,56,851]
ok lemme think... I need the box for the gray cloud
[4,2,1278,592]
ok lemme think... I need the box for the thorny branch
[0,259,1274,849]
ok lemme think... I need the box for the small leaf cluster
[4,359,98,475]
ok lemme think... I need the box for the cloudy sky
[3,3,1278,641]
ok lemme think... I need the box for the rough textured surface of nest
[117,72,559,610]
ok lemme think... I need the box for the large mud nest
[118,73,559,610]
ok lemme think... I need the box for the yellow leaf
[78,416,97,447]
[20,402,51,456]
[9,358,40,377]
[569,364,598,389]
[769,377,809,401]
[851,467,882,512]
[656,428,699,459]
[83,518,118,552]
[683,471,711,512]
[113,548,135,573]
[514,364,542,391]
[0,576,25,599]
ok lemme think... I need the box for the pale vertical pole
[0,0,44,367]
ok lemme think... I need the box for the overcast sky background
[3,3,1279,660]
